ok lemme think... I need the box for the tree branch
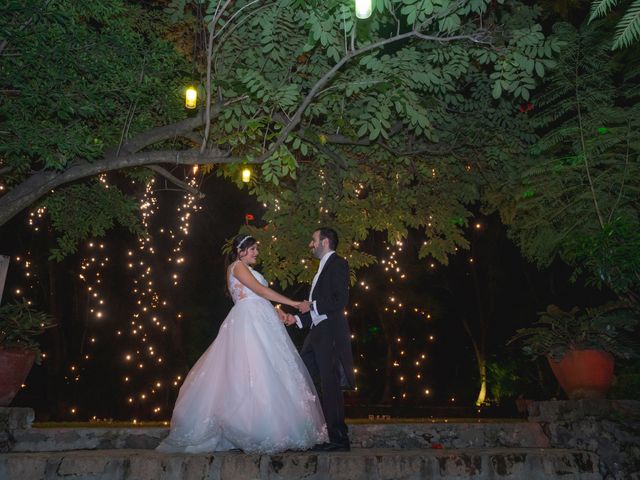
[608,121,631,223]
[105,112,207,156]
[1,90,252,227]
[324,121,404,145]
[574,51,605,229]
[147,165,205,199]
[251,28,490,165]
[201,0,234,153]
[107,98,234,156]
[0,149,236,227]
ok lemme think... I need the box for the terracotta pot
[547,349,614,400]
[0,347,36,406]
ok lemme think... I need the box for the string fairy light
[58,170,203,421]
[118,172,203,420]
[350,238,437,404]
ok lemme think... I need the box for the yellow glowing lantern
[241,167,251,183]
[185,86,197,109]
[355,0,373,19]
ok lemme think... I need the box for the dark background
[0,170,615,421]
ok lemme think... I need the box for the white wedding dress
[156,262,328,454]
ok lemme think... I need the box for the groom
[285,227,355,452]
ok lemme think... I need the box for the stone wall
[0,407,34,453]
[528,400,640,480]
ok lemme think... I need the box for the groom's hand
[284,313,297,326]
[298,300,311,314]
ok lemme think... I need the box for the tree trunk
[462,316,487,406]
[469,248,488,406]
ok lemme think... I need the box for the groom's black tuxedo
[298,253,354,446]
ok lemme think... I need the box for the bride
[157,234,328,453]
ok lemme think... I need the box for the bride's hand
[274,307,286,323]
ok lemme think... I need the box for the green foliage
[0,300,55,361]
[192,0,557,284]
[589,0,640,49]
[1,0,187,178]
[42,182,143,261]
[487,358,520,402]
[487,22,640,301]
[3,0,558,276]
[1,0,190,253]
[509,302,639,361]
[563,217,640,294]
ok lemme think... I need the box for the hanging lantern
[355,0,373,19]
[241,167,251,183]
[185,87,197,109]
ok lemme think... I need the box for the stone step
[0,408,33,430]
[7,422,550,453]
[0,447,600,480]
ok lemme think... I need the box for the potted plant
[0,300,55,406]
[510,301,639,399]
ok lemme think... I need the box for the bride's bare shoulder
[227,260,239,276]
[229,260,249,276]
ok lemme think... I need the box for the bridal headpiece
[237,235,253,250]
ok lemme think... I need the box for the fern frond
[531,96,576,127]
[588,0,620,22]
[612,1,640,49]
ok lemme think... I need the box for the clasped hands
[297,299,311,314]
[276,300,311,326]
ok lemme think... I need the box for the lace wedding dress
[156,262,328,454]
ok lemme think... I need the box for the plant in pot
[510,301,639,399]
[0,300,55,406]
[485,22,640,395]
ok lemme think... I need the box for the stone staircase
[1,447,599,480]
[2,401,637,479]
[7,421,551,452]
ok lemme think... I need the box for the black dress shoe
[318,442,350,452]
[311,443,330,451]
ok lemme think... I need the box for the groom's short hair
[317,227,338,250]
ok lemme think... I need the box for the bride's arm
[233,262,300,308]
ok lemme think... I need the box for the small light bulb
[355,0,373,19]
[185,87,197,109]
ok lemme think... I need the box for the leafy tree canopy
[1,0,562,284]
[486,22,640,303]
[174,0,561,286]
[0,0,191,255]
[589,0,640,49]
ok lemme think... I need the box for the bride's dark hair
[225,234,257,273]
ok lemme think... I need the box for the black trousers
[301,322,349,445]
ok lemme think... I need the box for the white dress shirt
[296,250,334,328]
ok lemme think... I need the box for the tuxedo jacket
[299,253,355,389]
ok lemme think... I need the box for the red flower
[431,443,444,449]
[245,213,254,221]
[518,103,534,113]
